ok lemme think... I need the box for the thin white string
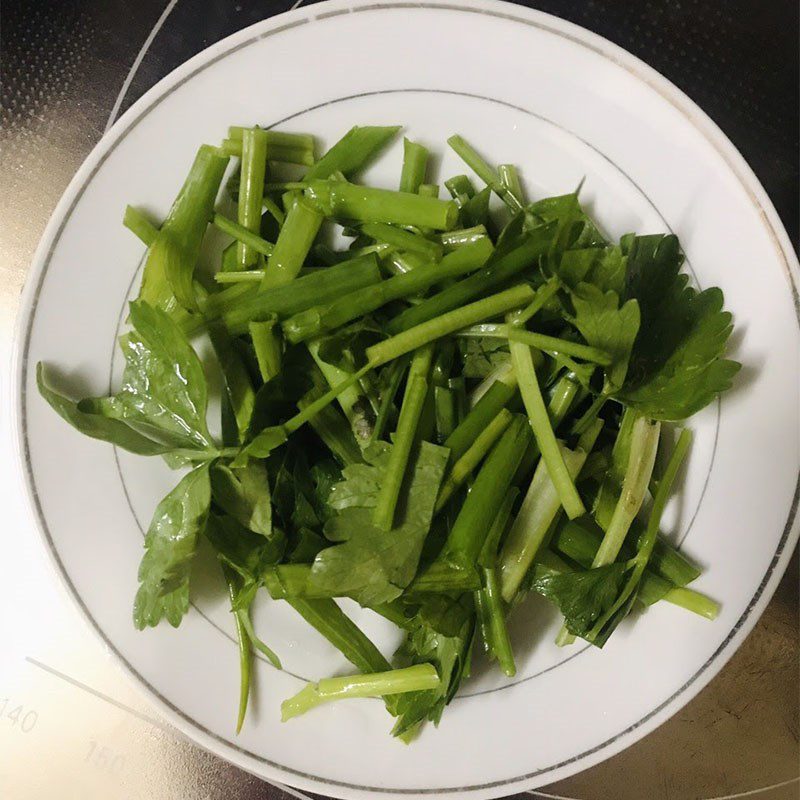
[104,0,180,131]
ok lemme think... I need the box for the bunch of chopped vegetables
[38,125,740,739]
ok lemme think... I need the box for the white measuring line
[26,655,174,736]
[104,0,180,131]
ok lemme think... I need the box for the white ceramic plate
[14,2,800,798]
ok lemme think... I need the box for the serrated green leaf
[570,283,640,391]
[204,513,284,582]
[133,464,211,629]
[585,244,626,294]
[81,301,213,450]
[308,440,449,605]
[557,248,601,288]
[210,461,272,537]
[618,235,740,420]
[391,594,475,737]
[36,363,175,456]
[530,561,631,638]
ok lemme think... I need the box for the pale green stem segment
[228,126,314,148]
[123,205,159,245]
[556,413,661,646]
[366,284,535,368]
[211,256,381,336]
[359,221,443,259]
[281,664,440,721]
[223,567,251,734]
[445,370,518,461]
[587,428,694,639]
[139,144,228,310]
[508,279,560,327]
[225,127,315,164]
[399,138,429,193]
[439,415,532,566]
[261,196,323,290]
[498,420,603,602]
[236,608,281,668]
[663,587,719,619]
[307,339,375,447]
[435,408,513,512]
[439,225,488,251]
[469,362,517,408]
[304,180,459,230]
[305,125,401,180]
[215,271,264,284]
[213,213,274,256]
[372,344,434,530]
[221,140,314,165]
[477,565,516,677]
[593,415,662,567]
[447,135,522,213]
[474,490,519,677]
[458,324,612,366]
[237,128,269,270]
[249,318,282,382]
[509,337,585,519]
[498,164,525,206]
[506,327,612,365]
[283,239,492,344]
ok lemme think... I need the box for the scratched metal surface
[0,1,797,799]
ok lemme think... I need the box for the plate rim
[12,1,800,797]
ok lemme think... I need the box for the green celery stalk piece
[249,318,282,383]
[305,125,401,180]
[439,415,531,567]
[123,205,159,246]
[237,128,269,270]
[281,664,439,721]
[372,345,434,530]
[435,408,513,512]
[445,371,518,461]
[206,254,381,335]
[498,164,525,206]
[588,428,694,642]
[498,422,601,602]
[213,213,274,258]
[399,138,429,194]
[304,180,458,231]
[509,337,585,519]
[261,196,323,289]
[360,221,443,259]
[286,597,404,719]
[447,135,522,213]
[387,222,554,334]
[140,144,229,311]
[367,283,536,368]
[282,238,493,344]
[555,413,661,646]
